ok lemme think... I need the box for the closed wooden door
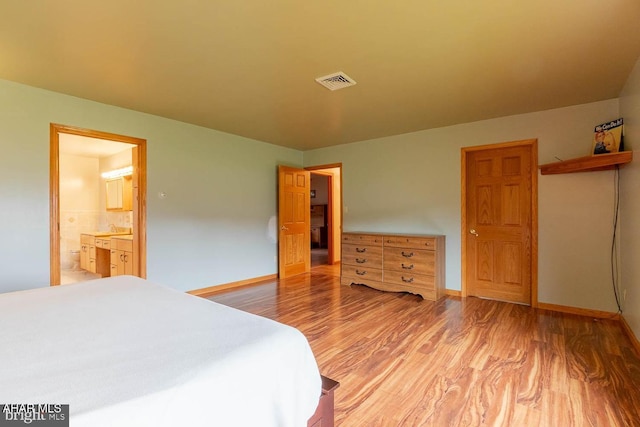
[463,141,537,305]
[278,165,311,278]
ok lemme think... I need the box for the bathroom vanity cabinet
[80,232,134,277]
[110,236,134,276]
[80,234,110,276]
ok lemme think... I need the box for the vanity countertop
[82,231,132,238]
[110,234,133,241]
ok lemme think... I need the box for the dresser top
[342,232,445,238]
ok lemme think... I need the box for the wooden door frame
[460,139,538,307]
[306,163,343,265]
[49,123,147,285]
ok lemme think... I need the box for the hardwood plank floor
[207,265,640,426]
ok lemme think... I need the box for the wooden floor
[207,264,640,427]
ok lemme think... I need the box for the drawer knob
[401,251,414,258]
[356,270,367,276]
[356,247,367,253]
[401,276,414,283]
[356,258,367,264]
[401,263,414,270]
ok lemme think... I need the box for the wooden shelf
[539,151,633,175]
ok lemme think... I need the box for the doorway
[461,139,538,306]
[310,173,330,266]
[307,164,342,268]
[49,124,147,286]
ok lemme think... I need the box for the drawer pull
[355,270,367,276]
[356,258,367,264]
[401,276,414,283]
[356,247,367,253]
[402,263,414,270]
[402,251,414,258]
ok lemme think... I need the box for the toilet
[69,250,81,271]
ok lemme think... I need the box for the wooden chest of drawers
[341,232,445,300]
[341,233,384,285]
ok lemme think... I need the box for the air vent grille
[315,72,356,91]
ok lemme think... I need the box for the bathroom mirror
[106,176,133,211]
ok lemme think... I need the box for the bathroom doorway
[49,124,147,286]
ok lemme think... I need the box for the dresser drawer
[342,233,383,246]
[383,270,435,290]
[343,243,383,258]
[383,248,435,275]
[342,265,383,282]
[383,235,438,250]
[342,252,382,269]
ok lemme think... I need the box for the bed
[0,275,322,426]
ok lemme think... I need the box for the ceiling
[59,133,134,158]
[1,1,640,151]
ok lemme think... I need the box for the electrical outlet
[623,289,627,301]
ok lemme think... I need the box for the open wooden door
[278,165,311,278]
[462,140,537,305]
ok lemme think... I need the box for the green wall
[1,74,635,317]
[620,56,640,339]
[0,79,301,293]
[304,99,624,313]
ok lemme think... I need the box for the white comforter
[0,276,321,426]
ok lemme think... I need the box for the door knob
[470,229,479,236]
[281,225,289,231]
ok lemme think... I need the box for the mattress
[0,276,321,426]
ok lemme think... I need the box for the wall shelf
[539,151,633,175]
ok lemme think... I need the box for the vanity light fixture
[101,166,133,179]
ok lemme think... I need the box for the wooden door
[278,165,311,278]
[463,141,537,305]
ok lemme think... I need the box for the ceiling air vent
[315,72,357,91]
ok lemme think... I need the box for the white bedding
[0,276,321,426]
